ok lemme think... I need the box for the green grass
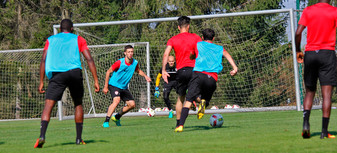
[1,110,337,153]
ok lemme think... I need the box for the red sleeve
[111,60,121,71]
[77,36,89,52]
[167,37,173,46]
[298,9,308,26]
[196,34,202,42]
[194,42,199,58]
[43,40,49,51]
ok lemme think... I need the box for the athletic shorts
[304,50,337,90]
[163,80,177,94]
[186,72,217,103]
[176,67,194,96]
[108,85,134,101]
[46,68,84,105]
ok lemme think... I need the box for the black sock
[179,107,190,126]
[322,117,330,134]
[176,120,180,127]
[104,116,111,122]
[39,120,49,139]
[115,113,122,120]
[76,123,83,140]
[303,110,311,123]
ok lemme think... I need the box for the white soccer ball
[162,107,169,111]
[210,106,219,110]
[209,114,224,128]
[224,104,232,109]
[155,107,162,112]
[147,109,155,117]
[232,104,240,109]
[138,108,146,112]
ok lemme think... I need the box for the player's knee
[306,85,317,92]
[127,101,136,109]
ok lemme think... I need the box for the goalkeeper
[154,55,177,118]
[175,28,237,132]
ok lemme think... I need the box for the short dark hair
[124,45,133,52]
[60,19,73,32]
[178,16,190,28]
[202,28,215,41]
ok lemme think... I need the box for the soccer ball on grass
[146,109,155,117]
[209,114,224,128]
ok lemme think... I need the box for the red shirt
[167,32,202,70]
[44,34,88,52]
[299,3,337,51]
[111,60,139,72]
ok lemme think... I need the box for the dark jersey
[160,63,177,82]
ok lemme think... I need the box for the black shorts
[176,67,194,96]
[108,85,134,101]
[46,68,84,105]
[186,72,217,103]
[163,80,177,94]
[304,50,337,90]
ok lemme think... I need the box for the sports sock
[115,113,122,120]
[39,120,49,139]
[322,117,330,134]
[303,110,310,123]
[178,107,189,126]
[104,116,111,122]
[76,122,83,140]
[176,120,180,127]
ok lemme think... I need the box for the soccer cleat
[102,122,110,128]
[76,138,86,145]
[168,110,173,118]
[175,125,183,132]
[197,99,206,119]
[34,138,45,148]
[320,133,336,139]
[111,116,121,126]
[302,121,310,139]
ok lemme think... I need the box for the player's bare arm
[136,69,152,82]
[295,24,306,63]
[223,50,238,76]
[38,49,47,94]
[103,67,113,94]
[162,46,172,83]
[82,49,100,92]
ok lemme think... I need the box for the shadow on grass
[44,139,109,148]
[0,142,4,145]
[310,131,337,138]
[183,125,240,132]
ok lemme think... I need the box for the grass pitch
[1,110,337,153]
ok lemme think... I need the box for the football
[146,109,155,117]
[232,104,240,109]
[224,104,232,109]
[138,108,146,112]
[210,106,219,110]
[209,114,224,128]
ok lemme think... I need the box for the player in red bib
[162,16,202,127]
[295,0,337,139]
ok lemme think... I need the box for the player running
[35,19,100,148]
[162,16,202,127]
[295,0,337,139]
[175,28,237,132]
[154,55,177,118]
[102,45,151,128]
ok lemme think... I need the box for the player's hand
[103,87,109,95]
[297,52,304,63]
[230,67,238,76]
[154,86,160,98]
[94,82,100,93]
[145,76,152,82]
[162,70,170,83]
[38,82,45,94]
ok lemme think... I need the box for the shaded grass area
[1,110,337,153]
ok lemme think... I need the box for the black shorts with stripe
[176,67,194,96]
[304,50,337,91]
[108,85,135,101]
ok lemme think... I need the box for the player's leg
[35,72,67,148]
[103,86,122,127]
[320,85,335,139]
[175,101,193,132]
[198,73,217,119]
[163,82,173,118]
[301,51,318,139]
[68,68,86,144]
[112,89,135,126]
